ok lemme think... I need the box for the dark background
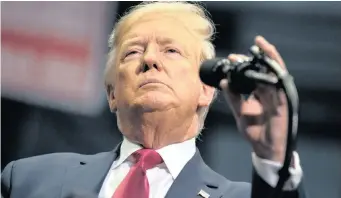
[2,2,341,198]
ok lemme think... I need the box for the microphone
[199,45,300,198]
[199,46,279,94]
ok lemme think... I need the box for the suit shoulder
[222,180,251,198]
[11,151,111,168]
[203,164,251,197]
[15,152,84,165]
[215,172,251,198]
[215,170,250,188]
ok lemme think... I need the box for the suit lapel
[165,149,222,198]
[60,144,121,198]
[60,144,224,198]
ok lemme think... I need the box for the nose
[142,63,158,73]
[142,45,162,72]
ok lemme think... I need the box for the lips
[139,79,168,88]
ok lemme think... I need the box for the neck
[118,109,199,149]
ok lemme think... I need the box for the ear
[106,84,117,113]
[198,83,216,108]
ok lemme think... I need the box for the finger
[254,84,276,116]
[253,84,287,117]
[254,35,286,69]
[228,53,250,63]
[253,85,289,145]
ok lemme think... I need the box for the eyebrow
[122,35,179,47]
[121,37,145,50]
[156,37,176,46]
[119,35,189,57]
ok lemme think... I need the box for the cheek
[115,66,137,94]
[117,69,128,82]
[175,60,200,83]
[114,67,138,107]
[117,61,139,82]
[172,62,202,94]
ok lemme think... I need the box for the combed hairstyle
[105,1,218,132]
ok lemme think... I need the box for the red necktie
[112,149,163,198]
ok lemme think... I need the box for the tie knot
[132,149,163,171]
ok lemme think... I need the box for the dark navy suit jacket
[1,144,306,198]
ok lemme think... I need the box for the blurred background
[1,1,340,198]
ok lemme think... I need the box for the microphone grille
[199,58,228,89]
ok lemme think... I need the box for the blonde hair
[105,1,217,132]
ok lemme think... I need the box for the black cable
[270,74,299,198]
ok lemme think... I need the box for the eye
[125,51,139,57]
[166,48,179,54]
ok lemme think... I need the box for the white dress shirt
[99,137,303,198]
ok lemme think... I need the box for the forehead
[120,16,199,47]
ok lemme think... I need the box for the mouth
[139,79,168,88]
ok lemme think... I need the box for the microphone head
[199,58,227,89]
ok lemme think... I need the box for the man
[1,2,306,198]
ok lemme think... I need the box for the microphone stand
[224,46,300,198]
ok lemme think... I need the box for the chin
[133,92,176,112]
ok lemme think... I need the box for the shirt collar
[112,137,143,169]
[157,137,196,179]
[112,136,196,180]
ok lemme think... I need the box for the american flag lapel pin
[198,189,210,198]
